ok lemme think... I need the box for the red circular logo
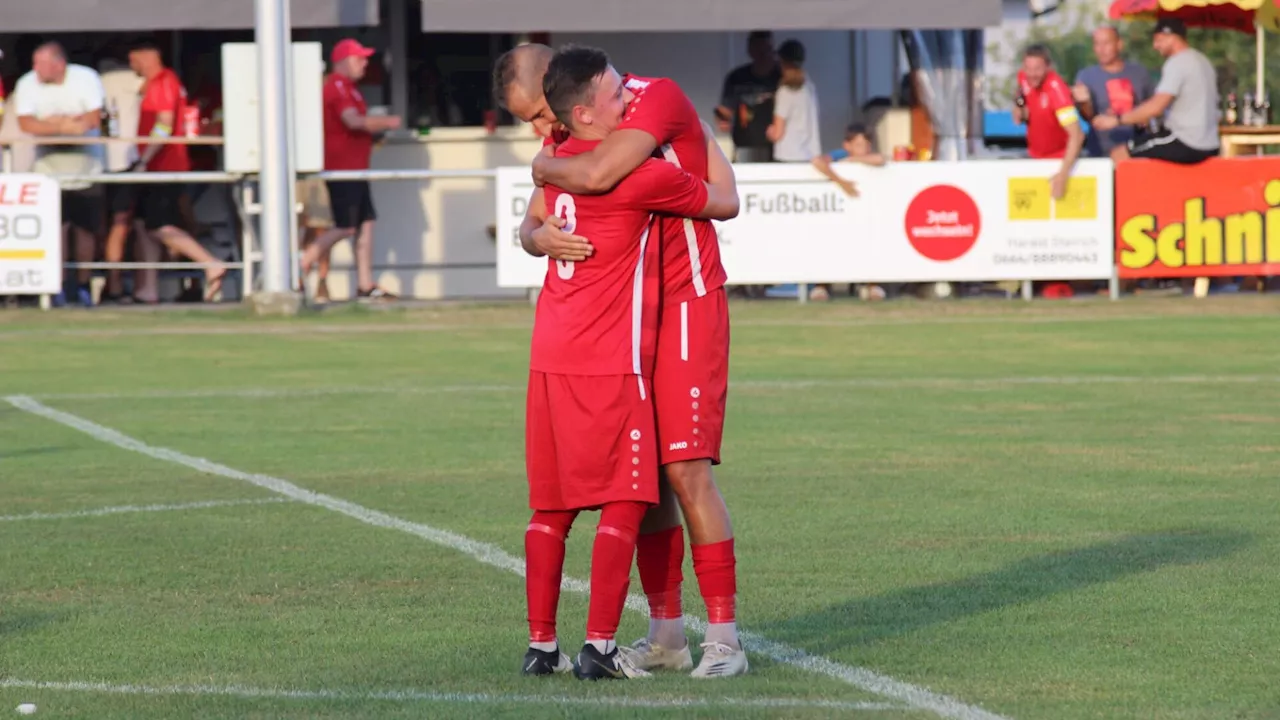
[903,185,981,262]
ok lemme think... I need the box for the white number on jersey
[553,194,579,280]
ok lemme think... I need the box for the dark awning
[421,0,1001,32]
[4,0,378,31]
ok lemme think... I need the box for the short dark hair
[542,45,611,128]
[129,38,162,54]
[492,49,520,111]
[34,41,66,61]
[1023,43,1053,64]
[748,31,773,45]
[779,39,805,66]
[845,123,870,141]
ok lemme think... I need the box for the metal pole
[1021,280,1033,301]
[282,0,300,294]
[1257,24,1265,101]
[254,0,301,313]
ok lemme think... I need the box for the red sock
[636,525,684,619]
[526,510,578,643]
[585,501,648,641]
[691,539,737,623]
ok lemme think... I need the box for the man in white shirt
[767,39,821,162]
[15,42,106,306]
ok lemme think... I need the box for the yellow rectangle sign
[0,249,46,260]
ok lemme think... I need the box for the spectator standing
[15,42,106,306]
[301,38,402,302]
[1092,19,1219,163]
[1012,45,1085,199]
[129,40,226,302]
[1073,25,1155,158]
[768,39,822,163]
[715,31,781,163]
[98,55,144,302]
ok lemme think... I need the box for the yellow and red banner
[1115,158,1280,278]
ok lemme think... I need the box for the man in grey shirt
[1072,25,1155,157]
[1092,18,1218,163]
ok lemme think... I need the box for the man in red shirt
[129,41,226,301]
[522,45,740,681]
[1013,45,1085,199]
[494,44,748,679]
[300,39,401,302]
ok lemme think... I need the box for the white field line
[0,498,289,523]
[6,395,1009,720]
[0,678,902,712]
[0,310,1254,339]
[29,374,1280,401]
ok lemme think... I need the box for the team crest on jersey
[625,77,650,92]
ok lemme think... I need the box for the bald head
[492,43,559,135]
[493,44,553,111]
[1091,25,1123,68]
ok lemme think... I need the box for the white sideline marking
[0,498,289,523]
[31,374,1280,401]
[6,395,1011,720]
[0,678,902,712]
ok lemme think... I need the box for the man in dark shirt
[715,31,780,163]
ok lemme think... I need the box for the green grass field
[3,296,1280,719]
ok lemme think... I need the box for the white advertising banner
[880,158,1114,282]
[495,158,1114,287]
[0,174,63,296]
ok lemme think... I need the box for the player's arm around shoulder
[533,128,657,194]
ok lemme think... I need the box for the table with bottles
[1220,91,1277,157]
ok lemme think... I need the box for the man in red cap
[301,39,402,302]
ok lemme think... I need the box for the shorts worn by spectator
[325,180,377,229]
[1129,128,1217,163]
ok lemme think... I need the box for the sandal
[203,268,227,303]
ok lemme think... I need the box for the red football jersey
[620,75,729,303]
[323,73,373,170]
[138,68,190,172]
[1019,70,1078,160]
[534,137,710,377]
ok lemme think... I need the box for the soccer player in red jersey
[1013,44,1085,200]
[520,45,741,681]
[129,41,227,301]
[493,43,746,678]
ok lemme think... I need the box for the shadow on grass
[762,529,1252,655]
[0,446,69,460]
[0,611,63,638]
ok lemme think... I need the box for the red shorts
[654,287,730,466]
[526,371,659,511]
